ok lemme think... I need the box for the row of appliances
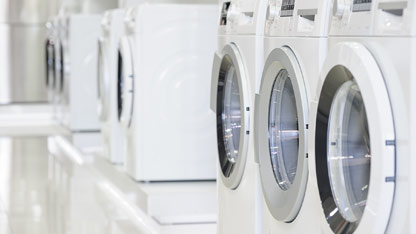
[46,14,103,148]
[44,0,415,233]
[45,3,219,181]
[211,0,415,233]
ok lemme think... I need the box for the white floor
[0,104,217,234]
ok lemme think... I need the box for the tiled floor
[0,137,216,234]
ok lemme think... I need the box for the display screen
[281,0,295,17]
[220,2,231,25]
[352,0,372,12]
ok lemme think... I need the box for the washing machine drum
[255,47,308,222]
[315,43,395,234]
[215,44,250,189]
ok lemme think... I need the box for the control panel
[352,0,372,12]
[281,0,296,17]
[219,0,254,26]
[220,2,231,25]
[330,0,376,35]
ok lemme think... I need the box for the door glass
[117,51,123,121]
[51,44,56,88]
[59,43,64,92]
[46,40,55,87]
[327,80,371,223]
[222,64,241,164]
[46,40,51,86]
[268,69,299,190]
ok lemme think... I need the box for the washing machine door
[211,44,251,189]
[45,38,54,87]
[97,37,110,122]
[315,42,395,234]
[118,37,134,128]
[255,47,308,222]
[59,41,65,94]
[46,38,56,101]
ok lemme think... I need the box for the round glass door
[46,39,54,87]
[268,69,299,190]
[255,47,308,222]
[215,44,250,189]
[315,42,395,234]
[118,38,134,128]
[50,43,56,89]
[316,66,371,233]
[327,80,370,223]
[59,42,64,93]
[117,50,124,121]
[46,39,56,102]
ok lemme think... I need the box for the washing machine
[58,14,101,134]
[210,0,267,233]
[97,9,126,164]
[254,0,331,232]
[308,0,415,233]
[118,3,218,181]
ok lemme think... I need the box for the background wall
[0,0,117,104]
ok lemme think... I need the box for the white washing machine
[254,0,330,232]
[210,0,267,233]
[118,3,218,181]
[97,9,126,164]
[308,0,414,233]
[59,14,101,134]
